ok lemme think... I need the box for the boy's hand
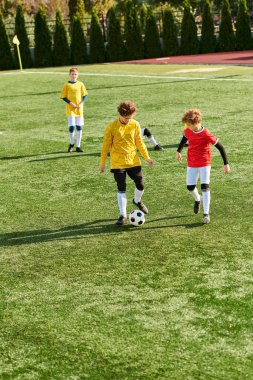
[176,151,182,162]
[223,164,230,174]
[146,158,154,166]
[99,165,105,173]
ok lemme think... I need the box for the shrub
[218,0,235,52]
[180,0,199,55]
[201,0,216,53]
[14,2,33,68]
[124,0,144,60]
[0,11,15,70]
[53,10,70,66]
[70,15,89,65]
[106,7,124,62]
[162,5,179,56]
[235,0,252,50]
[144,6,161,58]
[68,0,85,21]
[34,6,53,67]
[89,9,105,63]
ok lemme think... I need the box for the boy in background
[61,67,88,152]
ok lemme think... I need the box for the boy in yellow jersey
[61,67,88,152]
[99,100,154,226]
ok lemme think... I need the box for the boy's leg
[75,116,84,151]
[127,167,148,214]
[187,167,200,200]
[187,167,201,213]
[113,171,127,224]
[67,116,75,151]
[143,128,162,150]
[200,166,211,219]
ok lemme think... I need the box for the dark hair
[117,100,137,116]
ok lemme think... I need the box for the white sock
[148,135,158,147]
[69,132,75,145]
[189,187,201,202]
[202,190,210,215]
[134,188,144,203]
[76,130,82,148]
[117,192,127,217]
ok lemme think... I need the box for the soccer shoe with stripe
[68,144,74,152]
[132,199,148,214]
[76,147,83,152]
[115,215,128,226]
[203,214,210,224]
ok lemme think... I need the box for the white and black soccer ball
[129,210,145,226]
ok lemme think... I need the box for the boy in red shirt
[176,109,230,224]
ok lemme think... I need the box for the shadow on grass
[0,216,203,247]
[0,146,178,162]
[0,151,100,161]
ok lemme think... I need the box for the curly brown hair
[182,109,202,125]
[117,100,137,116]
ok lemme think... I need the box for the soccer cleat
[194,200,201,214]
[203,214,210,224]
[76,147,83,152]
[68,144,74,152]
[132,199,148,214]
[154,144,163,151]
[115,215,128,226]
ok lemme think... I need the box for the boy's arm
[135,125,150,160]
[100,126,113,169]
[176,135,187,162]
[214,141,230,173]
[62,97,71,103]
[214,141,229,165]
[177,136,188,153]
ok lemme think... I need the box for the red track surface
[120,51,253,66]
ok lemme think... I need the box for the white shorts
[67,116,84,126]
[187,166,211,185]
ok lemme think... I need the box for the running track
[119,51,253,66]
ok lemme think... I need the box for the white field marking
[171,68,224,73]
[0,131,3,134]
[1,70,253,82]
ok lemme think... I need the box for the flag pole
[13,35,23,72]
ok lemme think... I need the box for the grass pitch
[0,64,253,379]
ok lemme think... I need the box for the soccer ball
[129,210,145,226]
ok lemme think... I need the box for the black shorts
[111,166,144,192]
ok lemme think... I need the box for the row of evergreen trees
[0,0,252,70]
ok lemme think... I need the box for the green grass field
[0,63,253,379]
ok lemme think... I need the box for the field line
[1,70,253,82]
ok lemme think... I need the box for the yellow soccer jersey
[61,81,88,116]
[100,118,150,169]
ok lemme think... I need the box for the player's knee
[143,128,151,138]
[69,126,75,133]
[76,125,83,131]
[136,179,144,191]
[187,185,196,192]
[201,183,210,191]
[117,184,126,192]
